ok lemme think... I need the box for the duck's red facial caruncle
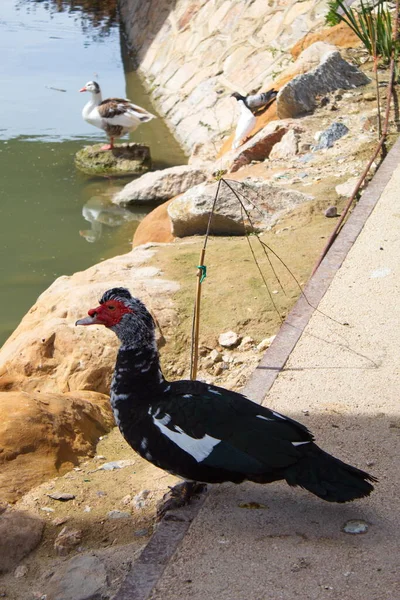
[76,300,133,328]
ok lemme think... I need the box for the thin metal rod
[190,247,206,381]
[190,179,222,380]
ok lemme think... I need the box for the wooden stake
[190,247,206,380]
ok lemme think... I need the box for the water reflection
[80,195,147,243]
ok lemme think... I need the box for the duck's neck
[83,91,102,116]
[111,340,165,406]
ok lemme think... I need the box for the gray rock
[112,165,209,206]
[96,459,135,471]
[0,509,44,573]
[277,51,370,118]
[315,122,349,150]
[107,510,131,519]
[168,179,313,237]
[48,493,75,502]
[324,206,338,218]
[133,490,150,510]
[219,331,240,348]
[45,554,107,600]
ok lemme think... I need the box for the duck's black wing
[152,380,313,476]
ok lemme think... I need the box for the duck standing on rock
[79,81,156,150]
[76,287,376,515]
[231,89,277,149]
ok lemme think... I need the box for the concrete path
[115,141,400,600]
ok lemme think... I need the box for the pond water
[0,0,186,344]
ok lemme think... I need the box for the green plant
[325,0,341,27]
[332,0,399,137]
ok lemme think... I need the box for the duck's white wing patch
[153,416,220,462]
[232,100,256,149]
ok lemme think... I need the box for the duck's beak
[79,87,87,93]
[75,315,97,326]
[76,307,103,326]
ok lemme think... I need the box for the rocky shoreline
[1,13,399,599]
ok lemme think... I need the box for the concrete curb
[112,136,400,600]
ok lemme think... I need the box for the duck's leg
[100,137,114,151]
[156,481,207,520]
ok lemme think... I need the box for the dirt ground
[0,198,347,600]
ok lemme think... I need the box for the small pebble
[325,206,338,218]
[107,510,131,519]
[48,492,75,502]
[14,565,28,579]
[40,507,55,513]
[343,519,369,534]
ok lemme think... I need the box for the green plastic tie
[197,265,207,283]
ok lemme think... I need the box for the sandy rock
[0,391,113,503]
[219,331,240,348]
[336,176,359,198]
[0,247,179,396]
[209,349,222,363]
[168,180,312,237]
[285,42,338,79]
[224,120,290,172]
[290,22,361,59]
[14,565,29,578]
[257,335,276,351]
[113,165,209,206]
[269,129,299,160]
[132,199,175,247]
[74,143,151,176]
[54,526,83,556]
[45,554,107,600]
[0,509,44,573]
[238,336,254,350]
[277,51,370,119]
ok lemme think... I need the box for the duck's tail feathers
[285,445,377,503]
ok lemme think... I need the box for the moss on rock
[75,143,152,176]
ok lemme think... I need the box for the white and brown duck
[79,81,156,150]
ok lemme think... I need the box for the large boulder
[113,165,209,206]
[0,391,113,503]
[0,246,179,396]
[75,143,151,177]
[168,180,312,237]
[132,199,175,247]
[0,508,44,573]
[277,50,370,118]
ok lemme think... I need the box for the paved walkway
[116,140,400,600]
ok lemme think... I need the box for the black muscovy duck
[76,287,376,512]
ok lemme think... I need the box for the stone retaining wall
[119,0,329,155]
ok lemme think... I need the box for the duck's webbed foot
[156,481,207,520]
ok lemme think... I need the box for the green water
[0,0,186,344]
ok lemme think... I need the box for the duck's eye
[108,305,116,311]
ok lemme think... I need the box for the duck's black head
[231,91,246,102]
[76,287,155,348]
